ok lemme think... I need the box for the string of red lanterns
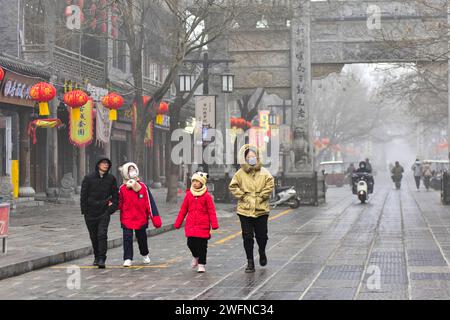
[230,117,251,130]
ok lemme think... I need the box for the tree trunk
[165,99,183,203]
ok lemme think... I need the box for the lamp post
[179,52,234,177]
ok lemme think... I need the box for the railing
[21,44,105,83]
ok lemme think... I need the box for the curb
[0,223,176,282]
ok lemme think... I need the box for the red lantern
[90,3,96,16]
[230,118,236,128]
[101,22,107,34]
[0,67,4,82]
[322,137,330,146]
[246,121,252,129]
[30,82,56,116]
[64,90,89,120]
[102,92,124,121]
[238,118,246,129]
[157,102,169,115]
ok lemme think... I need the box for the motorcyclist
[391,161,404,187]
[353,161,374,193]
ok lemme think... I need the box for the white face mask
[247,157,257,166]
[129,169,138,179]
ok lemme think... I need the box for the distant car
[320,161,345,187]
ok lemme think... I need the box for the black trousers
[85,213,111,261]
[187,237,208,265]
[238,215,269,260]
[414,176,421,189]
[122,225,149,261]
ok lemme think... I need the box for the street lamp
[179,72,193,93]
[221,68,234,93]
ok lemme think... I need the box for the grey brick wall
[0,0,19,57]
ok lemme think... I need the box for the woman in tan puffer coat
[229,144,275,273]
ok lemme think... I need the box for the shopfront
[0,64,49,198]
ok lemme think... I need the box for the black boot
[93,257,99,267]
[259,252,267,267]
[98,258,106,269]
[245,259,255,273]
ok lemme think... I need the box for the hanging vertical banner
[259,110,270,133]
[144,121,154,148]
[195,95,216,129]
[96,102,112,145]
[69,99,94,147]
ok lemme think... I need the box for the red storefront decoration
[29,82,56,116]
[157,101,169,115]
[27,118,63,145]
[101,92,124,121]
[0,67,4,82]
[64,89,89,120]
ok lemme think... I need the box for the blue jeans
[122,225,149,261]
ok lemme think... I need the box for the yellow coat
[229,144,275,218]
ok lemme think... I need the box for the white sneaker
[197,264,206,273]
[142,255,151,264]
[123,259,132,267]
[191,258,199,268]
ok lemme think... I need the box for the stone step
[14,201,45,209]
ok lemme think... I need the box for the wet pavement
[1,173,450,300]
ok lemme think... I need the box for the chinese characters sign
[290,0,313,171]
[69,99,94,147]
[0,71,40,107]
[195,96,216,129]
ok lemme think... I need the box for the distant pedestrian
[422,161,433,191]
[174,172,219,273]
[411,159,423,190]
[365,158,373,174]
[229,144,275,273]
[118,162,162,267]
[80,156,119,269]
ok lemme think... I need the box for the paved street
[1,173,450,300]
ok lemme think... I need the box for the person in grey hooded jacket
[411,159,422,190]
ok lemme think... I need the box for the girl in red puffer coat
[174,172,219,273]
[119,162,162,267]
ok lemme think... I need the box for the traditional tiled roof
[0,53,50,80]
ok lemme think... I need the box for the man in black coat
[80,155,119,268]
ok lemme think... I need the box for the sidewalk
[0,188,236,281]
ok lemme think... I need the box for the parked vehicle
[270,186,301,209]
[423,160,450,191]
[320,161,345,188]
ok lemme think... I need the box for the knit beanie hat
[191,172,208,186]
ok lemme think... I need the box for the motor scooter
[270,186,301,209]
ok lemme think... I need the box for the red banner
[0,204,9,237]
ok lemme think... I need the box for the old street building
[0,0,187,208]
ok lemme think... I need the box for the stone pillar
[18,111,35,197]
[286,0,326,206]
[289,0,313,173]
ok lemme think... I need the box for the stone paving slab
[0,188,235,281]
[1,179,450,300]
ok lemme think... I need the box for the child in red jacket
[119,162,162,267]
[174,172,219,273]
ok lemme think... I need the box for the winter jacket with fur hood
[229,144,275,218]
[118,163,162,230]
